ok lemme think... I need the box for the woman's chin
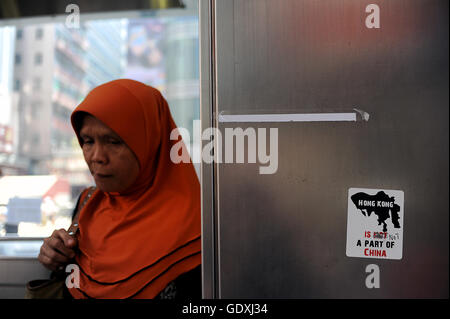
[95,182,129,194]
[94,182,115,193]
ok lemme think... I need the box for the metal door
[200,0,448,298]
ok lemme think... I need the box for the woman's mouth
[95,173,113,179]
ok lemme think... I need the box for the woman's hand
[38,229,78,271]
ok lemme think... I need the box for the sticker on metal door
[346,188,404,260]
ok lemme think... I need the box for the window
[31,101,41,117]
[34,53,43,65]
[31,134,40,145]
[16,29,22,39]
[32,77,41,90]
[35,28,43,40]
[13,79,21,91]
[0,10,199,257]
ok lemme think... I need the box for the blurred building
[3,13,199,192]
[0,175,71,234]
[51,21,128,197]
[124,16,199,137]
[0,26,19,175]
[83,19,128,88]
[164,16,199,136]
[8,21,127,196]
[13,24,55,174]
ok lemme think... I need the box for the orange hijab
[69,79,201,299]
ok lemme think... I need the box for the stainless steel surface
[205,0,448,298]
[199,0,217,299]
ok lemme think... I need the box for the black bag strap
[67,186,95,237]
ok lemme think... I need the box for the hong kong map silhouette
[350,191,401,232]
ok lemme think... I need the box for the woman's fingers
[47,230,76,258]
[54,228,78,249]
[38,250,62,271]
[38,229,78,271]
[40,241,70,264]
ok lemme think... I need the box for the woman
[37,79,201,299]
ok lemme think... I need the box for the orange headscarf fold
[69,79,201,298]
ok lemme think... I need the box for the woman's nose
[91,143,108,163]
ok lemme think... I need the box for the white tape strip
[218,112,358,123]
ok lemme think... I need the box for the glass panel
[0,239,43,258]
[0,9,199,246]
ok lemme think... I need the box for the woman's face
[79,115,140,193]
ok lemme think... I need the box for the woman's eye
[83,140,93,145]
[110,140,122,145]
